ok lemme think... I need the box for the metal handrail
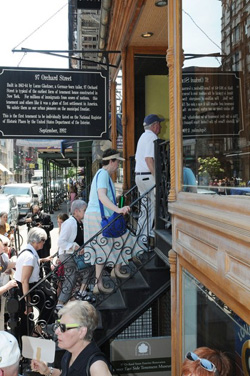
[8,184,157,340]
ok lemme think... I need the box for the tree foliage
[65,167,76,179]
[198,157,224,178]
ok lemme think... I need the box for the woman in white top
[14,227,53,338]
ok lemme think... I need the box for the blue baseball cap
[143,114,165,127]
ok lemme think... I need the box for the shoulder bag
[73,249,90,270]
[97,171,127,238]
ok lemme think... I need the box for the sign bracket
[12,48,121,69]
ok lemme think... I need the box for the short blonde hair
[59,301,98,341]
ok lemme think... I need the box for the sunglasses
[186,352,219,374]
[54,320,81,333]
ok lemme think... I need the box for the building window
[232,25,240,44]
[182,269,249,375]
[244,21,248,35]
[182,0,249,196]
[233,51,240,71]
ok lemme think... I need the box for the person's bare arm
[98,188,130,215]
[7,261,16,269]
[21,265,33,314]
[90,360,112,376]
[31,360,61,376]
[145,157,155,176]
[0,279,18,295]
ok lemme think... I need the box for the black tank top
[73,217,84,246]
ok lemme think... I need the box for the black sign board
[0,67,108,139]
[77,0,101,10]
[182,72,242,138]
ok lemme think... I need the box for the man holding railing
[135,114,165,243]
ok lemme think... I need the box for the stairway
[93,251,170,348]
[13,185,172,373]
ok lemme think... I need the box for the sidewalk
[49,200,69,256]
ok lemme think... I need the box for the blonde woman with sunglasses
[31,300,111,376]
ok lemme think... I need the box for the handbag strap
[18,248,33,257]
[96,170,117,219]
[18,248,40,267]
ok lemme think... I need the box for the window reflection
[182,269,250,375]
[182,0,250,196]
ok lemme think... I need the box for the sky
[0,0,222,72]
[182,0,222,68]
[0,0,68,69]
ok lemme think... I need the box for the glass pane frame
[182,268,250,375]
[181,0,250,197]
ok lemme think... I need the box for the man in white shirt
[135,114,164,242]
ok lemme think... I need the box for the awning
[0,163,13,175]
[16,139,62,148]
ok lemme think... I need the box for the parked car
[0,194,19,226]
[32,185,44,209]
[31,169,43,185]
[1,183,39,217]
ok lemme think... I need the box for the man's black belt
[135,172,151,175]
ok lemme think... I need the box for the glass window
[182,0,250,196]
[2,186,30,195]
[182,269,250,375]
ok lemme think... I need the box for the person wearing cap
[135,114,164,241]
[84,148,131,294]
[0,331,22,376]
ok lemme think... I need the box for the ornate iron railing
[154,139,171,230]
[6,185,156,341]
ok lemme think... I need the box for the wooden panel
[129,0,168,46]
[170,197,250,324]
[176,229,218,270]
[107,1,168,72]
[167,0,183,374]
[225,253,250,293]
[107,0,146,67]
[171,194,250,242]
[122,47,135,190]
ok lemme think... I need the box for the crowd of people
[0,114,240,375]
